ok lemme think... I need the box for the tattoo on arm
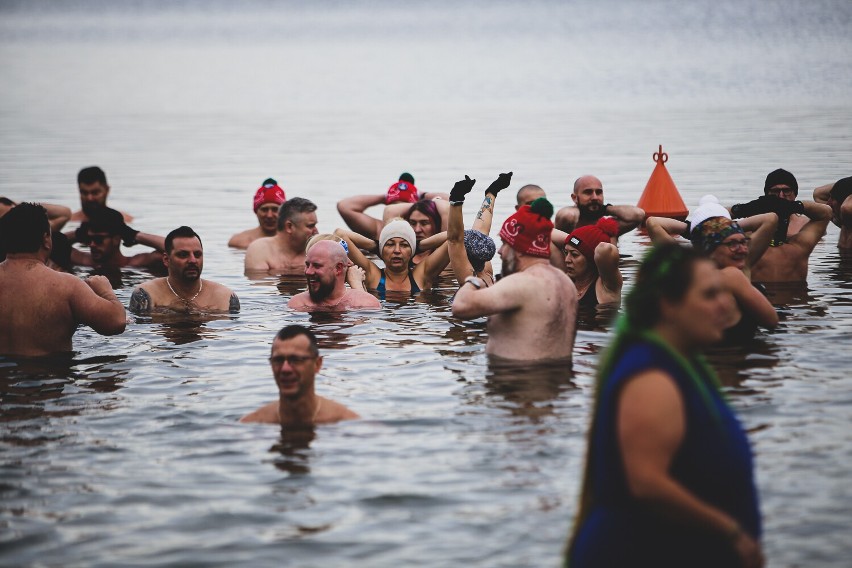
[229,293,240,313]
[476,196,493,221]
[129,288,152,314]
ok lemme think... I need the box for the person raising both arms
[335,218,451,300]
[559,216,623,308]
[0,203,126,356]
[445,172,513,287]
[68,207,166,272]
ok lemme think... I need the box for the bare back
[0,261,125,355]
[484,264,578,360]
[244,236,306,274]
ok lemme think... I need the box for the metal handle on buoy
[653,144,668,164]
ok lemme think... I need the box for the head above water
[689,216,744,256]
[86,207,125,236]
[515,184,546,209]
[277,197,318,232]
[464,229,496,273]
[764,168,798,199]
[165,226,203,254]
[565,217,619,263]
[253,178,286,211]
[499,197,554,258]
[77,166,110,214]
[404,199,441,240]
[379,218,417,252]
[0,202,49,254]
[274,324,319,357]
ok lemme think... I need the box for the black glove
[450,175,476,204]
[120,222,139,247]
[731,195,803,219]
[485,172,513,196]
[75,223,91,245]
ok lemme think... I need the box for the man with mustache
[70,166,133,223]
[129,226,240,313]
[554,175,645,237]
[288,240,380,311]
[240,325,360,426]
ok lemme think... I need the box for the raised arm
[336,194,386,239]
[447,175,478,285]
[333,228,382,284]
[594,242,623,297]
[736,212,778,269]
[41,202,72,232]
[417,231,447,252]
[645,216,687,244]
[789,201,832,254]
[70,275,127,335]
[134,231,165,252]
[415,241,451,289]
[605,204,645,236]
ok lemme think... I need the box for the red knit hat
[565,217,619,261]
[386,180,419,204]
[253,178,286,211]
[499,198,554,258]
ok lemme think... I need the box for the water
[1,1,852,566]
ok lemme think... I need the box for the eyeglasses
[268,354,315,366]
[721,237,750,251]
[768,187,796,196]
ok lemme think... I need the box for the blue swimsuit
[376,268,421,300]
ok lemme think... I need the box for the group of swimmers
[2,165,852,566]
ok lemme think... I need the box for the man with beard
[240,325,361,425]
[228,178,286,248]
[452,197,578,361]
[244,197,319,274]
[0,203,126,356]
[288,240,380,311]
[554,175,645,236]
[129,226,240,313]
[70,166,133,223]
[70,207,166,271]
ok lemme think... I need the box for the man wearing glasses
[730,169,832,283]
[240,325,360,426]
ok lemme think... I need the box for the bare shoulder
[228,228,256,248]
[288,292,310,310]
[345,289,381,309]
[239,401,279,424]
[320,397,360,422]
[128,251,164,268]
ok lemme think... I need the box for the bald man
[288,240,381,311]
[554,175,645,236]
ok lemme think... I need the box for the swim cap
[386,180,419,205]
[499,197,554,258]
[253,178,286,211]
[830,176,852,203]
[464,229,496,272]
[379,219,417,252]
[565,217,619,262]
[687,195,731,229]
[764,168,798,196]
[690,216,744,255]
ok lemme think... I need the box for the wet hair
[86,207,126,235]
[165,226,202,254]
[404,199,441,235]
[278,197,317,231]
[50,231,73,270]
[78,166,108,187]
[274,324,319,356]
[0,202,49,253]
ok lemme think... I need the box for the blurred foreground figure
[567,243,764,568]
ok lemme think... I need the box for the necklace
[166,277,202,303]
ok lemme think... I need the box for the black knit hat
[764,168,798,196]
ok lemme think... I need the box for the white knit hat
[379,219,417,251]
[687,195,730,228]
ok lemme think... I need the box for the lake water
[1,1,851,566]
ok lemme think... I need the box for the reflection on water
[135,312,235,345]
[483,358,576,423]
[269,427,317,476]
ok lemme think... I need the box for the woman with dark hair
[561,216,622,307]
[567,243,764,568]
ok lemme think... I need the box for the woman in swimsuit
[337,219,450,297]
[561,216,622,307]
[646,195,778,344]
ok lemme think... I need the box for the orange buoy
[636,145,688,220]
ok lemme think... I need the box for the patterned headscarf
[689,216,744,254]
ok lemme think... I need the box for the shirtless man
[129,226,240,314]
[336,173,449,240]
[227,178,286,248]
[70,207,165,271]
[814,176,852,249]
[0,203,126,356]
[554,175,645,236]
[70,166,133,223]
[732,169,809,243]
[746,199,832,283]
[240,325,360,426]
[452,197,578,360]
[244,197,318,274]
[288,240,380,311]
